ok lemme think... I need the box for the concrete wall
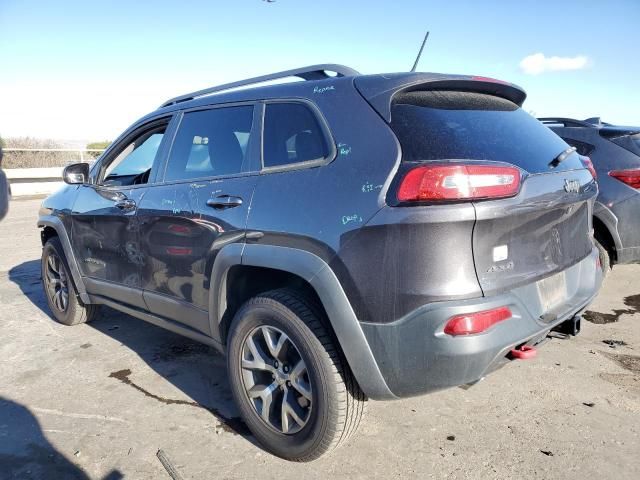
[5,168,65,197]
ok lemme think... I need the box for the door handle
[115,199,136,210]
[207,195,243,209]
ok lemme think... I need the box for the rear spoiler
[354,73,527,123]
[598,126,640,139]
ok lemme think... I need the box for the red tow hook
[510,345,537,360]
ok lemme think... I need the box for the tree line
[0,135,111,168]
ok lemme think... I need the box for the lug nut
[274,361,279,368]
[283,365,289,373]
[286,380,291,387]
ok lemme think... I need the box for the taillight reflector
[444,306,512,336]
[609,169,640,189]
[168,224,192,234]
[166,247,193,256]
[398,164,521,202]
[580,156,597,179]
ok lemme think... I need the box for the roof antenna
[411,31,430,72]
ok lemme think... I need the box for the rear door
[136,104,259,335]
[389,90,597,297]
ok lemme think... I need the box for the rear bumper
[360,248,602,398]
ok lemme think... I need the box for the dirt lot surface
[1,198,639,479]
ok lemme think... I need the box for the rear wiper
[549,146,577,168]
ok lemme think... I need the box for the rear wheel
[42,237,98,326]
[226,289,366,461]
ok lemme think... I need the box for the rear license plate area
[537,271,567,313]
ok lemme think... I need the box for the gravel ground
[0,198,638,479]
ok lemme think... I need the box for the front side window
[263,103,329,168]
[102,127,166,186]
[164,106,254,182]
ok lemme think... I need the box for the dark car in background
[540,118,640,274]
[0,147,9,220]
[38,65,602,461]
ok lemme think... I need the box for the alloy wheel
[44,252,69,313]
[240,325,313,434]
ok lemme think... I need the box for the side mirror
[63,163,90,185]
[0,168,8,221]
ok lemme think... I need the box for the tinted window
[390,91,583,174]
[561,137,595,157]
[103,128,166,186]
[263,103,329,168]
[165,106,254,181]
[611,133,640,157]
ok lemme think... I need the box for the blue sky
[0,0,638,142]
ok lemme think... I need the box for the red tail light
[397,164,521,202]
[609,169,640,189]
[580,156,597,179]
[444,306,512,336]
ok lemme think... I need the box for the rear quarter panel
[245,78,402,322]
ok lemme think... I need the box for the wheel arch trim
[209,242,397,400]
[37,215,91,303]
[593,202,622,253]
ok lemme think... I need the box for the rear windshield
[390,91,584,174]
[610,133,640,157]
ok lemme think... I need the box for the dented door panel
[136,177,257,332]
[70,185,147,288]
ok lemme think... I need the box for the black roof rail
[537,117,596,128]
[159,64,360,108]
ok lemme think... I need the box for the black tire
[226,289,366,461]
[594,238,611,279]
[42,237,99,326]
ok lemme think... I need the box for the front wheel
[226,289,366,461]
[42,237,99,326]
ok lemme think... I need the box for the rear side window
[165,106,254,182]
[390,91,583,174]
[263,103,329,168]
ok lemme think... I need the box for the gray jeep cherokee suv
[38,65,602,461]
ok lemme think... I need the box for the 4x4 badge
[564,179,581,193]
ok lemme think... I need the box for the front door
[136,104,259,335]
[70,117,172,307]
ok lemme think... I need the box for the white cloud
[519,53,589,75]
